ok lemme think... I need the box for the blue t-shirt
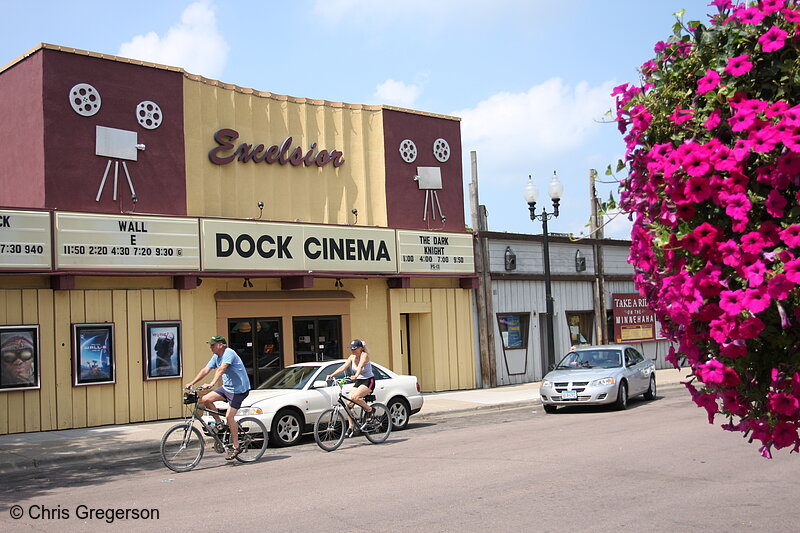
[207,347,250,393]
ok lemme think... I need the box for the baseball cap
[207,335,226,345]
[349,339,364,350]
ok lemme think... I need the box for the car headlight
[236,407,264,416]
[541,380,552,388]
[590,377,615,386]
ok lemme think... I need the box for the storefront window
[496,313,530,349]
[565,311,594,347]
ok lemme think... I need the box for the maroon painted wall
[41,49,186,215]
[0,51,45,208]
[382,108,465,233]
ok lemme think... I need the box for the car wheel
[614,381,628,410]
[269,408,303,447]
[387,398,410,430]
[543,404,558,414]
[644,375,657,400]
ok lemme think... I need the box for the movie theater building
[0,44,477,435]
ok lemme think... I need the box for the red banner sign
[612,293,657,343]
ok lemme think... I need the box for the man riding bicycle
[185,335,250,460]
[326,338,375,436]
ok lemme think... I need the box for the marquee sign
[0,209,52,270]
[201,219,396,272]
[396,230,474,273]
[54,212,200,270]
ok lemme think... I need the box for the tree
[615,0,800,457]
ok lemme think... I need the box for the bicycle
[160,386,268,472]
[313,378,392,451]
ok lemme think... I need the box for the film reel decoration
[433,138,450,163]
[136,101,163,130]
[399,139,418,163]
[69,83,101,117]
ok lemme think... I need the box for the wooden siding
[0,288,187,435]
[389,287,475,392]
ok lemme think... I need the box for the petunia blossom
[758,25,788,53]
[725,54,753,76]
[697,69,720,94]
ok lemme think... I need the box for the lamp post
[524,171,564,372]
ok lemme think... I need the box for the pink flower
[784,258,800,283]
[761,0,786,15]
[725,54,753,76]
[704,109,722,130]
[783,7,800,23]
[742,287,771,314]
[719,290,744,316]
[780,225,800,248]
[724,192,751,221]
[772,422,798,450]
[696,359,727,385]
[768,274,793,300]
[768,392,799,417]
[758,25,788,53]
[739,316,765,339]
[669,106,694,125]
[728,110,756,132]
[737,6,766,24]
[697,69,721,94]
[766,189,787,218]
[718,239,742,267]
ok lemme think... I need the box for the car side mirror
[312,380,329,389]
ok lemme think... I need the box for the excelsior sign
[201,219,396,272]
[0,209,52,270]
[208,129,345,168]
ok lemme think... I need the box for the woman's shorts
[353,377,375,391]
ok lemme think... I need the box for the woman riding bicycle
[326,339,375,435]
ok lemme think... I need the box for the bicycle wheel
[314,407,346,452]
[234,417,269,463]
[363,403,392,444]
[160,422,205,472]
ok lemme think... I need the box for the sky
[0,0,715,240]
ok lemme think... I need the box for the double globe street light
[524,172,564,372]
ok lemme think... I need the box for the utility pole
[590,169,608,345]
[469,151,496,388]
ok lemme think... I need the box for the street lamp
[524,171,563,372]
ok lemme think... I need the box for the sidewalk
[0,368,688,476]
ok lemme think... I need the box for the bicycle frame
[182,388,229,449]
[329,380,373,427]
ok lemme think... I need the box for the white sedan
[207,360,423,447]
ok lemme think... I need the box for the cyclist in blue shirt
[186,335,251,460]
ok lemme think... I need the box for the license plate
[561,390,577,400]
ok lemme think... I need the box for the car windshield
[555,350,622,369]
[256,365,320,390]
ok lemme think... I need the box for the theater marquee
[200,219,397,273]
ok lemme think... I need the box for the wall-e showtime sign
[68,83,163,202]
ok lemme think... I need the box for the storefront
[475,231,673,387]
[0,44,477,435]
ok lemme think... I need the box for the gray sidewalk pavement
[0,368,689,476]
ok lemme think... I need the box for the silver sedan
[539,344,656,413]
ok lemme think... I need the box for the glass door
[292,316,342,363]
[228,318,283,388]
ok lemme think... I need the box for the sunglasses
[2,350,34,363]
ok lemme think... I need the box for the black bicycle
[313,379,392,451]
[160,386,268,472]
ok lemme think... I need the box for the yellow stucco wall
[182,77,388,227]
